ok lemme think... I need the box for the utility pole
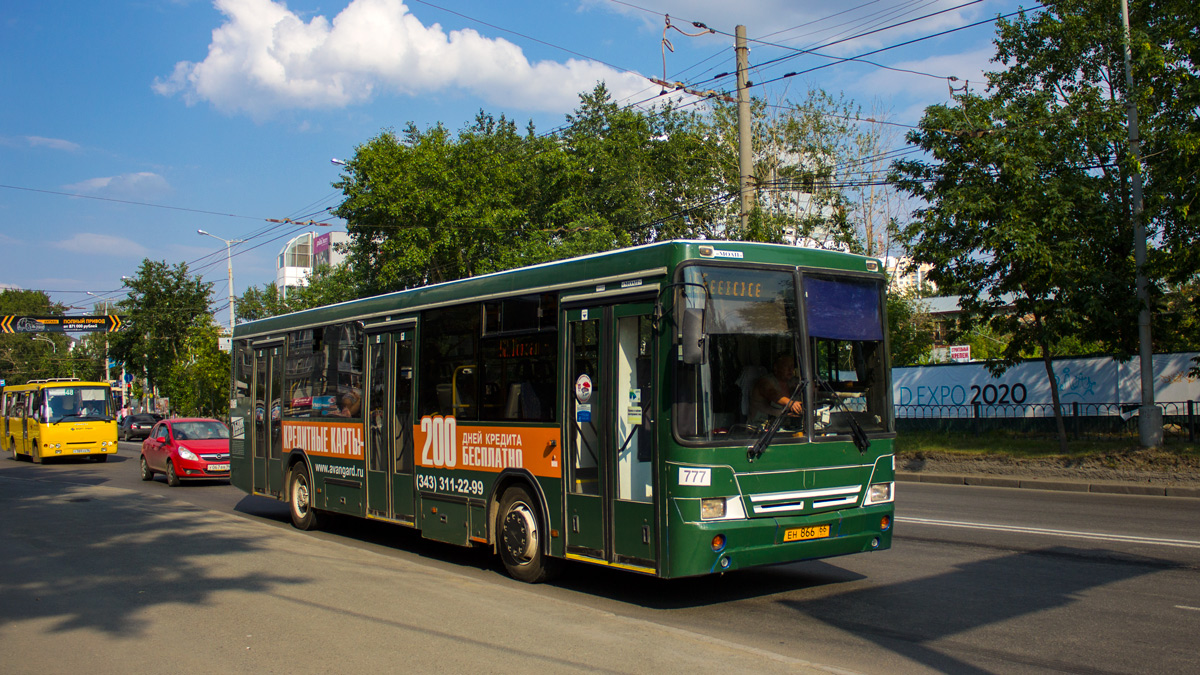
[1121,0,1161,447]
[736,25,754,237]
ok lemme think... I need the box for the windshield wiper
[747,379,806,462]
[816,379,871,454]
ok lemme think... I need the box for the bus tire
[496,485,559,583]
[166,460,180,487]
[31,448,42,464]
[140,455,154,481]
[288,463,321,531]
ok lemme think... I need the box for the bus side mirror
[681,308,706,365]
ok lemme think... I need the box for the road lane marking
[898,516,1200,549]
[1176,606,1200,612]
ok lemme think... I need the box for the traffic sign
[124,373,134,384]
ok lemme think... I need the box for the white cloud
[63,172,172,200]
[55,233,151,258]
[154,0,650,119]
[26,136,81,151]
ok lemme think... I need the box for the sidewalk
[897,471,1200,499]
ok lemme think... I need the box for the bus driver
[748,355,803,425]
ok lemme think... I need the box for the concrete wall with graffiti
[893,353,1200,408]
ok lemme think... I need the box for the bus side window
[419,304,480,420]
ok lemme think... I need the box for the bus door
[564,302,657,571]
[253,344,285,497]
[365,325,416,524]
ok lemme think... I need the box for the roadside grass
[896,429,1200,460]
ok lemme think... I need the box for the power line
[751,7,1043,90]
[0,183,265,221]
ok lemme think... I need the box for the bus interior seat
[736,365,767,420]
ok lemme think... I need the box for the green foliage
[984,0,1200,354]
[894,89,1131,372]
[288,263,358,310]
[709,89,901,253]
[166,320,229,418]
[329,85,727,297]
[235,282,291,322]
[892,0,1200,447]
[561,85,724,245]
[887,291,935,366]
[109,259,213,399]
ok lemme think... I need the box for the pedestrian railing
[895,400,1197,442]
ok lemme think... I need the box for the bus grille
[746,485,861,516]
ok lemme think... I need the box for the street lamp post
[86,291,111,384]
[31,335,57,352]
[197,229,246,334]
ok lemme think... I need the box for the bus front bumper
[666,504,894,578]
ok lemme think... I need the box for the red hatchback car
[140,418,231,486]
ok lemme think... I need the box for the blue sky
[0,0,1027,320]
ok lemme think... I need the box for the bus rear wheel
[497,486,559,583]
[289,463,321,531]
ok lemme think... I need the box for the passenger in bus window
[330,390,361,418]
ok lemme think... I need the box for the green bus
[229,241,895,582]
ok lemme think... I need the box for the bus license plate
[783,525,830,543]
[73,448,93,454]
[209,463,230,472]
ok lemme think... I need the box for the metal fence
[895,400,1198,442]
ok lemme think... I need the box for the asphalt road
[3,441,1198,674]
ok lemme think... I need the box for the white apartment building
[883,255,936,294]
[276,231,349,297]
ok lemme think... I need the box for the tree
[887,291,935,366]
[893,87,1127,452]
[333,112,562,294]
[235,283,292,323]
[709,88,904,253]
[894,0,1200,450]
[109,260,213,407]
[236,263,362,323]
[331,85,726,294]
[561,84,723,246]
[989,0,1200,306]
[167,320,229,418]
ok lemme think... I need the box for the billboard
[893,352,1200,406]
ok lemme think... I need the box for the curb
[897,471,1200,499]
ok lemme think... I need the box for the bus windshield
[675,266,891,444]
[675,265,803,442]
[44,386,113,423]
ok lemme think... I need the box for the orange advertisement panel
[281,420,364,460]
[414,415,561,478]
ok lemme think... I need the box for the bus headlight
[700,497,747,521]
[701,498,726,519]
[864,482,894,505]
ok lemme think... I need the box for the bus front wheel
[497,486,559,583]
[288,463,321,531]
